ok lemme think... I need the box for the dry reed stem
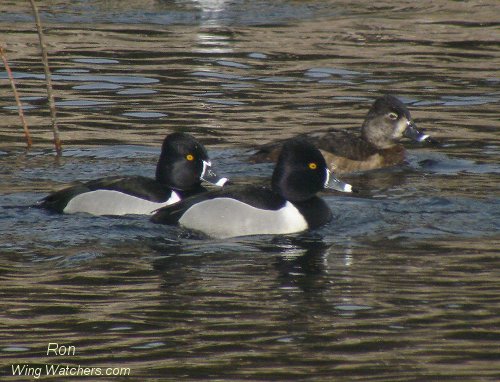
[0,45,32,148]
[29,0,62,155]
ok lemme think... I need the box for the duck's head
[361,95,430,149]
[271,138,352,202]
[156,132,228,190]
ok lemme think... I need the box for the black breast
[292,197,333,229]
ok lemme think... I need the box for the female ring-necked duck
[151,138,352,238]
[249,94,435,174]
[38,132,229,215]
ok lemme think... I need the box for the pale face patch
[63,190,180,216]
[178,198,308,238]
[392,117,409,139]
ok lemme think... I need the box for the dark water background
[0,1,499,380]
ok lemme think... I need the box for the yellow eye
[388,112,398,120]
[186,154,194,161]
[308,162,317,170]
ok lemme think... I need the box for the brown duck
[249,95,434,174]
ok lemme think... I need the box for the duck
[38,132,229,215]
[248,94,434,174]
[151,138,352,238]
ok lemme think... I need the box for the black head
[271,138,351,202]
[156,133,226,191]
[361,95,429,148]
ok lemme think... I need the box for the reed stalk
[29,0,62,154]
[0,45,32,148]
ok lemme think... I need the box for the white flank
[178,198,308,238]
[63,190,180,216]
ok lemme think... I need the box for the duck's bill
[324,169,352,193]
[403,120,431,143]
[201,160,229,187]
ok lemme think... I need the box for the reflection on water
[0,0,499,380]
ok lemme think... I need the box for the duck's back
[311,129,405,173]
[250,128,405,174]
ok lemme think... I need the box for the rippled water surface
[1,1,499,381]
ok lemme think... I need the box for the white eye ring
[388,112,398,120]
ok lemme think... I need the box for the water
[1,1,499,380]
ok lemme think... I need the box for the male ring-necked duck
[249,94,435,174]
[151,138,352,238]
[38,132,228,215]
